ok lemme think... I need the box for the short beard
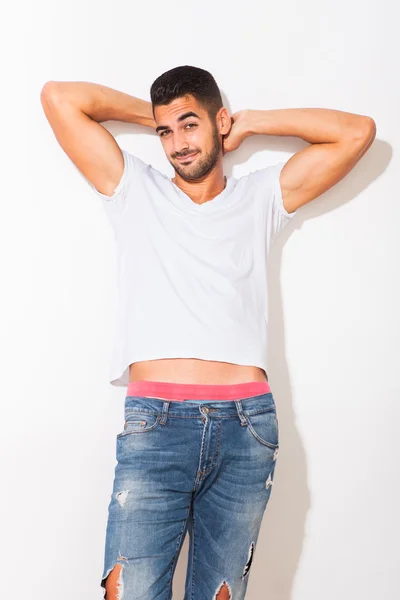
[172,122,222,182]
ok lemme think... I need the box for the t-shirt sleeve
[86,149,148,228]
[251,161,297,250]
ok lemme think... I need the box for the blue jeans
[101,392,280,599]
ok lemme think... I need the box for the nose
[173,132,191,157]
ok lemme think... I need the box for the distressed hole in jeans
[241,541,255,578]
[116,490,130,507]
[102,562,125,600]
[266,472,274,489]
[213,580,232,599]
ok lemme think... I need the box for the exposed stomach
[129,358,268,384]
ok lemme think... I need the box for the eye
[160,123,197,137]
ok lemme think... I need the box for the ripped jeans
[101,392,280,599]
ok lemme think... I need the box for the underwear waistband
[126,379,271,402]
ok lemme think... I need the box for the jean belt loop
[234,399,248,427]
[160,400,170,425]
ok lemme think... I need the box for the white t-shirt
[88,149,297,387]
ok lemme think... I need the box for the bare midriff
[129,358,268,384]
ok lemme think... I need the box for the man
[40,65,375,600]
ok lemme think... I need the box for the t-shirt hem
[274,162,298,219]
[89,149,130,200]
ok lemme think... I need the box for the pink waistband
[126,379,271,402]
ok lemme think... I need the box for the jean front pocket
[245,409,279,449]
[116,411,162,438]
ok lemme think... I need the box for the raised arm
[40,81,156,197]
[243,108,376,214]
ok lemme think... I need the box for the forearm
[243,107,374,144]
[43,81,156,129]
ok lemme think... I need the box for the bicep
[40,83,125,197]
[280,123,376,213]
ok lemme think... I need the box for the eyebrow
[155,111,201,134]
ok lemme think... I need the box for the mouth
[176,152,199,163]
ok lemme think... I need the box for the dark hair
[150,65,223,122]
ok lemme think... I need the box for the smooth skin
[40,81,376,389]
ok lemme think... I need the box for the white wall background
[1,0,398,598]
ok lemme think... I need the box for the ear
[216,107,232,136]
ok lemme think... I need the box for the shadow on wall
[219,94,390,599]
[100,91,391,599]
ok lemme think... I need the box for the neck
[171,168,227,206]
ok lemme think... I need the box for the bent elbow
[354,116,377,144]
